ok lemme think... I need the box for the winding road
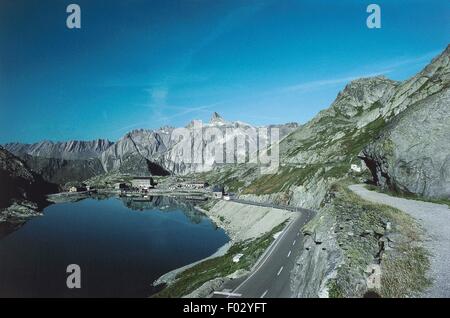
[213,200,314,298]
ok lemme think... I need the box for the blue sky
[0,0,448,143]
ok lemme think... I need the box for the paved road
[349,184,450,298]
[214,208,314,298]
[230,197,314,214]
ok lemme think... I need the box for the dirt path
[349,184,450,298]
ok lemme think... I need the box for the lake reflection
[0,196,229,297]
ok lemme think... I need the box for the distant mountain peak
[210,112,226,124]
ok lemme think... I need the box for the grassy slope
[153,222,286,298]
[325,180,430,298]
[198,107,387,197]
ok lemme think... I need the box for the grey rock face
[99,115,297,175]
[19,154,106,185]
[3,112,298,180]
[99,128,171,173]
[360,88,450,199]
[210,45,450,209]
[0,146,58,211]
[359,46,450,199]
[4,139,113,160]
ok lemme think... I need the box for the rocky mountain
[19,155,105,185]
[3,115,297,183]
[358,46,450,199]
[4,139,113,160]
[0,146,58,208]
[360,81,450,198]
[99,113,296,175]
[0,146,58,236]
[195,45,449,298]
[201,45,450,207]
[99,128,172,173]
[3,46,447,195]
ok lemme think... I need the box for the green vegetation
[84,171,135,189]
[153,222,286,298]
[196,164,256,193]
[340,116,386,157]
[285,138,318,157]
[322,163,349,179]
[365,184,450,208]
[238,110,388,196]
[241,165,321,195]
[197,198,219,212]
[326,181,430,298]
[327,279,344,298]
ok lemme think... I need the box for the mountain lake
[0,196,229,297]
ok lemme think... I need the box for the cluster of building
[167,180,208,191]
[68,175,230,201]
[115,176,155,191]
[69,184,93,193]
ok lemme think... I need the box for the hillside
[360,49,450,199]
[3,114,297,184]
[200,45,450,208]
[0,146,58,236]
[4,139,113,160]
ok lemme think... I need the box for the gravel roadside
[349,184,450,298]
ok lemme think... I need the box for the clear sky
[0,0,448,143]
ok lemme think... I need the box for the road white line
[277,266,284,276]
[292,240,296,246]
[260,290,268,298]
[233,216,299,293]
[213,291,242,297]
[287,250,291,258]
[297,232,300,236]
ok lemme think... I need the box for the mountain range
[2,46,449,204]
[199,45,450,207]
[3,115,298,184]
[1,45,449,298]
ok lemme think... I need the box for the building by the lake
[131,177,154,189]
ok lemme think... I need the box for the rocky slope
[193,46,449,298]
[360,88,450,198]
[3,114,296,183]
[19,154,105,185]
[4,139,113,160]
[99,128,172,173]
[0,146,58,236]
[4,139,114,184]
[201,45,450,209]
[100,113,296,175]
[360,48,450,199]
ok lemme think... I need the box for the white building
[131,177,154,189]
[351,164,362,173]
[69,185,86,192]
[232,253,244,263]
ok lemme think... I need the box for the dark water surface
[0,196,229,297]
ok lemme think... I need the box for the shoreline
[152,241,233,287]
[152,205,236,288]
[47,190,294,297]
[152,201,294,297]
